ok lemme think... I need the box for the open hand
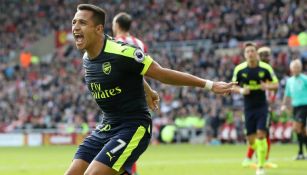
[145,90,160,111]
[212,81,237,95]
[260,81,268,90]
[240,87,250,95]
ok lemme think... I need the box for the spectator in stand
[2,0,307,61]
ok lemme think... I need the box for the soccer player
[65,4,235,175]
[241,46,277,168]
[281,59,307,160]
[112,12,151,175]
[232,43,279,175]
[112,12,147,53]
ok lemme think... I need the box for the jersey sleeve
[140,54,153,75]
[232,66,239,82]
[122,48,153,75]
[266,65,278,83]
[260,62,278,83]
[231,62,247,83]
[104,39,153,75]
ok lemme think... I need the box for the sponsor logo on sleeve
[133,49,145,63]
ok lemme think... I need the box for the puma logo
[106,152,115,161]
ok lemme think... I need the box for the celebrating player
[65,4,235,175]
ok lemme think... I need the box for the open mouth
[73,33,84,45]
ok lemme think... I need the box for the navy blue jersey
[83,35,153,123]
[232,61,278,110]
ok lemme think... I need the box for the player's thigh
[65,159,89,175]
[84,161,129,175]
[73,134,106,164]
[303,107,307,128]
[65,133,105,175]
[295,106,307,127]
[85,160,118,175]
[244,111,257,136]
[255,107,269,132]
[95,123,151,173]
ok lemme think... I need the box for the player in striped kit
[112,12,147,53]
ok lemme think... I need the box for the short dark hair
[244,42,257,49]
[77,4,106,26]
[115,12,132,32]
[243,42,257,52]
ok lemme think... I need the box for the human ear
[96,24,103,33]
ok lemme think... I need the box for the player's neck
[293,73,301,77]
[87,35,105,59]
[116,31,130,37]
[248,60,258,68]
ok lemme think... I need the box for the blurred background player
[241,46,278,168]
[281,59,307,160]
[232,43,279,175]
[112,12,153,175]
[112,12,147,53]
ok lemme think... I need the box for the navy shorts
[244,106,269,136]
[293,105,307,126]
[74,120,151,174]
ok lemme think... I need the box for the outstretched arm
[145,61,236,94]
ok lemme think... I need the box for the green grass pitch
[0,144,306,175]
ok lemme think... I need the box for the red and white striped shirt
[115,35,148,53]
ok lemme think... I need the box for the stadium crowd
[1,0,306,61]
[1,0,307,143]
